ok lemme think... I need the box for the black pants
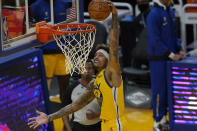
[72,121,101,131]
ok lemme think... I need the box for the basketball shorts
[101,116,129,131]
[43,54,69,78]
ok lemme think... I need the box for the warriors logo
[94,83,102,99]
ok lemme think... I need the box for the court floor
[50,97,154,131]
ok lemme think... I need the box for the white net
[53,24,96,76]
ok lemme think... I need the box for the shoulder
[94,70,105,80]
[147,7,162,24]
[96,70,105,78]
[96,72,104,79]
[148,7,161,18]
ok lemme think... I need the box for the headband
[96,49,109,60]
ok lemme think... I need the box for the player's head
[93,44,109,71]
[81,59,95,81]
[137,0,149,13]
[159,0,172,5]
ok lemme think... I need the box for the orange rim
[36,21,96,35]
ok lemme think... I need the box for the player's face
[93,52,108,71]
[81,62,94,80]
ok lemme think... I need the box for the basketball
[88,0,111,21]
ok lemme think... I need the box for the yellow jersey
[94,69,125,120]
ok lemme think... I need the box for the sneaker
[153,125,162,131]
[160,121,169,131]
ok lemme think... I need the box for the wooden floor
[50,97,154,131]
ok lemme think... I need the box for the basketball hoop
[36,21,96,76]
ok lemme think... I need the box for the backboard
[0,0,84,56]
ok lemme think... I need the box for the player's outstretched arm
[47,86,95,120]
[28,84,95,129]
[106,2,121,87]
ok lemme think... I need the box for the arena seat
[173,0,183,17]
[122,28,152,109]
[122,28,150,86]
[181,4,197,51]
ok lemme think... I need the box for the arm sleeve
[147,12,170,56]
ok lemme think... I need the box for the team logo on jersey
[163,17,167,26]
[163,17,166,21]
[96,83,100,89]
[94,83,102,98]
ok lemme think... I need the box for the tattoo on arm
[48,85,95,121]
[105,6,122,87]
[109,10,120,72]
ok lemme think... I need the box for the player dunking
[28,2,128,131]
